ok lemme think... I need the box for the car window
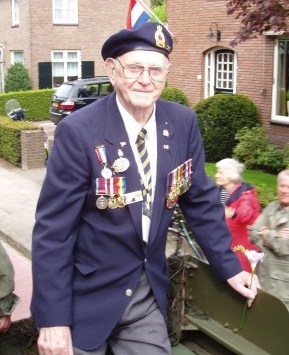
[55,84,73,98]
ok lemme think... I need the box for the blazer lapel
[149,107,176,244]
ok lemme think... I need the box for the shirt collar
[116,96,156,143]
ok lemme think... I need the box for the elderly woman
[249,169,289,310]
[215,158,261,272]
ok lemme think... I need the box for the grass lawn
[205,162,277,207]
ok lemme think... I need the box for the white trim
[271,39,289,124]
[52,0,78,25]
[11,0,20,26]
[51,50,81,87]
[263,31,285,36]
[0,48,4,92]
[204,49,237,98]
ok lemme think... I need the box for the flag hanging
[126,0,151,30]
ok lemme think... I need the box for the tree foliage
[4,62,32,93]
[227,0,289,46]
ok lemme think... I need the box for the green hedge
[0,89,55,122]
[194,94,260,162]
[0,116,37,165]
[161,87,189,106]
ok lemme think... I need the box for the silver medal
[112,157,130,173]
[96,196,108,209]
[101,167,112,178]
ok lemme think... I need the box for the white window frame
[0,47,4,92]
[11,50,24,64]
[53,0,78,25]
[12,0,20,26]
[204,49,237,98]
[271,39,289,124]
[51,50,81,87]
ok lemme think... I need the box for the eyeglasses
[116,58,169,82]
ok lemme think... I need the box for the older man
[31,22,259,355]
[249,169,289,310]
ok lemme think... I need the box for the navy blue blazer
[31,93,241,350]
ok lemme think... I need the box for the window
[12,0,20,26]
[51,50,81,87]
[53,0,78,25]
[11,51,24,64]
[205,49,237,97]
[272,39,289,124]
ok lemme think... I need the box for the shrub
[161,87,189,106]
[193,94,260,162]
[0,116,36,165]
[233,126,267,169]
[4,63,32,92]
[234,126,287,174]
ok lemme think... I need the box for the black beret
[101,22,173,60]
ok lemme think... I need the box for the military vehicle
[1,209,288,355]
[168,209,289,355]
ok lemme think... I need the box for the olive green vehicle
[1,211,288,355]
[168,210,289,355]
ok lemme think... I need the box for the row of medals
[96,155,130,210]
[166,177,191,208]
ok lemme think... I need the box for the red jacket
[221,183,261,272]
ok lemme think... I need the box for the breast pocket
[74,255,102,276]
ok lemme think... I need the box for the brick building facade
[166,0,289,148]
[0,0,150,90]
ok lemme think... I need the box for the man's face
[278,175,289,206]
[106,50,169,118]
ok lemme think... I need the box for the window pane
[13,51,24,63]
[52,62,64,76]
[51,50,81,87]
[67,62,78,76]
[53,52,63,60]
[276,40,289,116]
[68,52,77,60]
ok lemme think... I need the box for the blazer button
[125,289,133,297]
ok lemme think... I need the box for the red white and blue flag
[126,0,151,30]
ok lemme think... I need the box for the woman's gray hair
[215,158,244,183]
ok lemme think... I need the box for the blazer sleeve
[178,112,242,280]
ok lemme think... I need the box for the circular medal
[96,196,108,209]
[101,167,112,178]
[112,157,130,173]
[108,196,119,209]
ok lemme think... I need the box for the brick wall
[0,0,150,89]
[166,0,289,148]
[21,130,45,169]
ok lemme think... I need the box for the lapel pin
[163,129,169,137]
[163,144,169,150]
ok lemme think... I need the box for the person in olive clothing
[249,169,289,310]
[0,241,19,333]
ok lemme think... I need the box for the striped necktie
[135,128,152,218]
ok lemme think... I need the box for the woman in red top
[215,158,261,272]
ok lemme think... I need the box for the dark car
[50,76,112,124]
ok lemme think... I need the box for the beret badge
[155,25,171,53]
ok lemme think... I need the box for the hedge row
[0,116,37,165]
[0,89,55,122]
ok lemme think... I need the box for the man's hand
[0,316,11,333]
[227,271,260,307]
[38,326,73,355]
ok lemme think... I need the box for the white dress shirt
[116,97,157,243]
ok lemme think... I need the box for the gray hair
[215,158,244,183]
[277,169,289,182]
